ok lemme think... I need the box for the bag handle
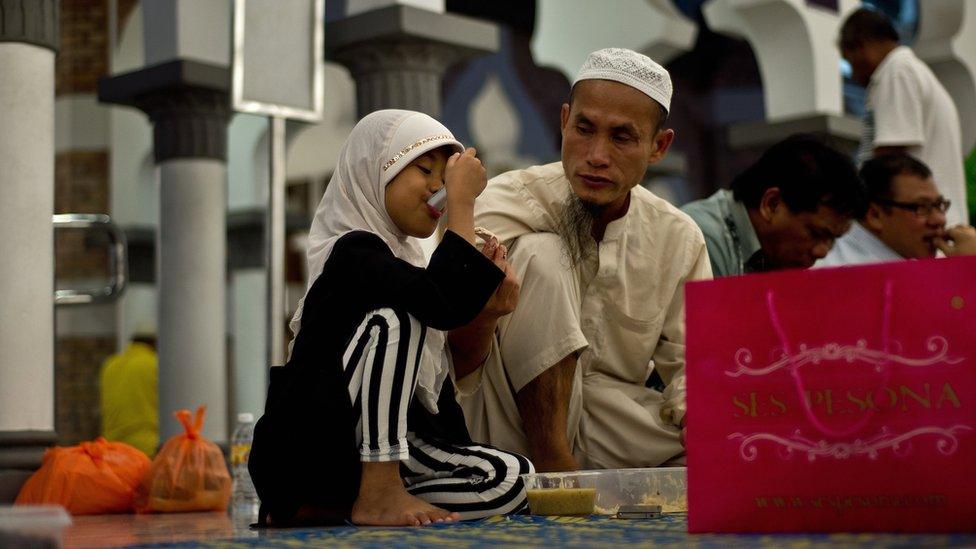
[174,406,207,439]
[765,279,893,438]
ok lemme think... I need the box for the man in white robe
[448,49,711,471]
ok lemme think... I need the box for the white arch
[285,62,357,183]
[532,0,698,82]
[703,0,858,120]
[914,0,976,151]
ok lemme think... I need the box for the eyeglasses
[876,198,951,218]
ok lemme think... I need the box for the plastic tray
[520,467,687,516]
[0,505,72,548]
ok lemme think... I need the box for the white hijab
[290,109,464,413]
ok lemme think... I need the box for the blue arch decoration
[442,25,562,163]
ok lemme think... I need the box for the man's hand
[447,237,520,381]
[479,237,519,320]
[934,224,976,257]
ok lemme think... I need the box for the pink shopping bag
[686,256,976,533]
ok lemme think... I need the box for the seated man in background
[819,153,976,266]
[682,135,867,277]
[100,328,158,457]
[450,48,711,472]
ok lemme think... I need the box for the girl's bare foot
[351,483,459,526]
[351,461,461,526]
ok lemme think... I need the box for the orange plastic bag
[15,437,151,515]
[135,406,232,513]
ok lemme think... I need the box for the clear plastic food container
[520,467,687,516]
[0,505,72,548]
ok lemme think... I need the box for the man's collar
[847,221,904,260]
[599,190,633,242]
[724,191,764,269]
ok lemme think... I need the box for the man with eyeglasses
[819,153,976,267]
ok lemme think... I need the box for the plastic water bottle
[230,412,259,522]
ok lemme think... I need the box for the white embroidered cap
[380,112,464,186]
[573,47,672,112]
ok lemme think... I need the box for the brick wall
[56,0,108,95]
[55,151,109,213]
[55,337,116,445]
[55,151,110,280]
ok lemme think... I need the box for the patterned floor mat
[134,513,976,548]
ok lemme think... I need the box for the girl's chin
[406,224,437,239]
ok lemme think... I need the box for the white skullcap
[573,48,672,112]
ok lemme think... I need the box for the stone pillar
[0,0,59,502]
[346,0,444,16]
[727,115,863,155]
[914,0,976,152]
[99,60,231,442]
[326,3,499,119]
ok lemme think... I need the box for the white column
[142,0,230,67]
[0,43,55,433]
[100,0,233,442]
[231,269,267,419]
[703,0,858,120]
[157,159,228,441]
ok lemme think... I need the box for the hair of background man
[859,153,933,212]
[730,133,868,218]
[567,84,669,133]
[839,7,900,50]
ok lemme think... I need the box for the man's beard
[556,193,603,267]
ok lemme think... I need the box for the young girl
[249,110,533,527]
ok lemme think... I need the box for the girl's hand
[445,148,487,206]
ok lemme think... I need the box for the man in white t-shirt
[839,8,969,226]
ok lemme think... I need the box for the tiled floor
[63,512,258,548]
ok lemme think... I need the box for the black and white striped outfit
[249,230,533,525]
[344,308,531,518]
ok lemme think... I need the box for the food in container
[521,467,686,516]
[526,488,597,516]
